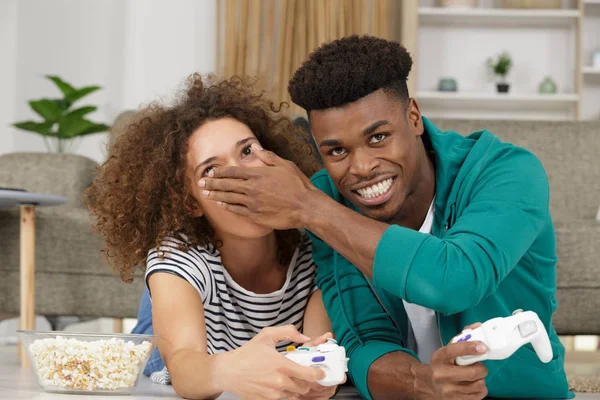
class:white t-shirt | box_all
[402,200,443,364]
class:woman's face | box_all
[187,117,271,240]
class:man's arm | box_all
[308,219,426,400]
[302,149,550,315]
[203,145,549,315]
[301,186,387,279]
[368,352,435,400]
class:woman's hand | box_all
[301,332,333,347]
[216,325,326,400]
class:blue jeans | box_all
[131,287,165,376]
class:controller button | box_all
[518,321,538,338]
[312,356,325,362]
[298,347,311,351]
[286,346,296,352]
[457,334,472,342]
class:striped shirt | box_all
[145,233,318,383]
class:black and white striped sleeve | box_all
[145,237,212,304]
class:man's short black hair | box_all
[288,35,413,112]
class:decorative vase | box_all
[496,83,510,93]
[539,77,557,94]
[440,0,478,8]
[438,77,458,92]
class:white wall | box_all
[581,5,600,120]
[418,26,575,95]
[0,0,18,155]
[121,0,217,110]
[2,0,217,164]
[12,0,125,163]
[415,0,595,121]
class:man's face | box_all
[310,89,425,222]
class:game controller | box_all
[451,309,553,366]
[284,338,348,386]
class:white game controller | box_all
[284,338,348,386]
[451,309,553,366]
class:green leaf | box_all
[66,106,97,119]
[65,86,101,104]
[29,99,63,122]
[13,121,54,136]
[53,98,71,111]
[57,117,95,138]
[79,123,110,136]
[46,75,76,97]
[58,117,108,138]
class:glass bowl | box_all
[18,330,158,395]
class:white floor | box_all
[1,344,599,399]
[0,345,364,399]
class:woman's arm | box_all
[148,272,225,399]
[149,273,325,400]
[302,289,333,340]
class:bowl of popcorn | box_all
[18,330,157,394]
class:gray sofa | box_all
[0,119,598,336]
[431,119,600,336]
[0,152,144,319]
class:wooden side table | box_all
[0,189,67,366]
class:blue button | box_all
[312,356,325,363]
[457,334,472,343]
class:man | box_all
[199,35,572,399]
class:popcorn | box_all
[28,336,152,391]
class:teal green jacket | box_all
[308,117,573,399]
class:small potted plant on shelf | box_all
[487,51,513,94]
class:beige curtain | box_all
[217,0,394,116]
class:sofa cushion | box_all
[431,119,600,222]
[0,152,99,209]
[553,220,600,335]
[555,220,600,287]
[0,207,122,276]
[0,271,144,318]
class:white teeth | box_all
[356,178,393,199]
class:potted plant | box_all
[13,76,110,152]
[487,51,513,93]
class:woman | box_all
[86,74,339,400]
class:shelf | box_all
[417,91,579,108]
[583,66,600,75]
[418,7,580,27]
[584,0,600,4]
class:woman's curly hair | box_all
[86,74,320,283]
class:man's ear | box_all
[407,98,424,137]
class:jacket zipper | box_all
[363,274,405,346]
[435,204,454,348]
